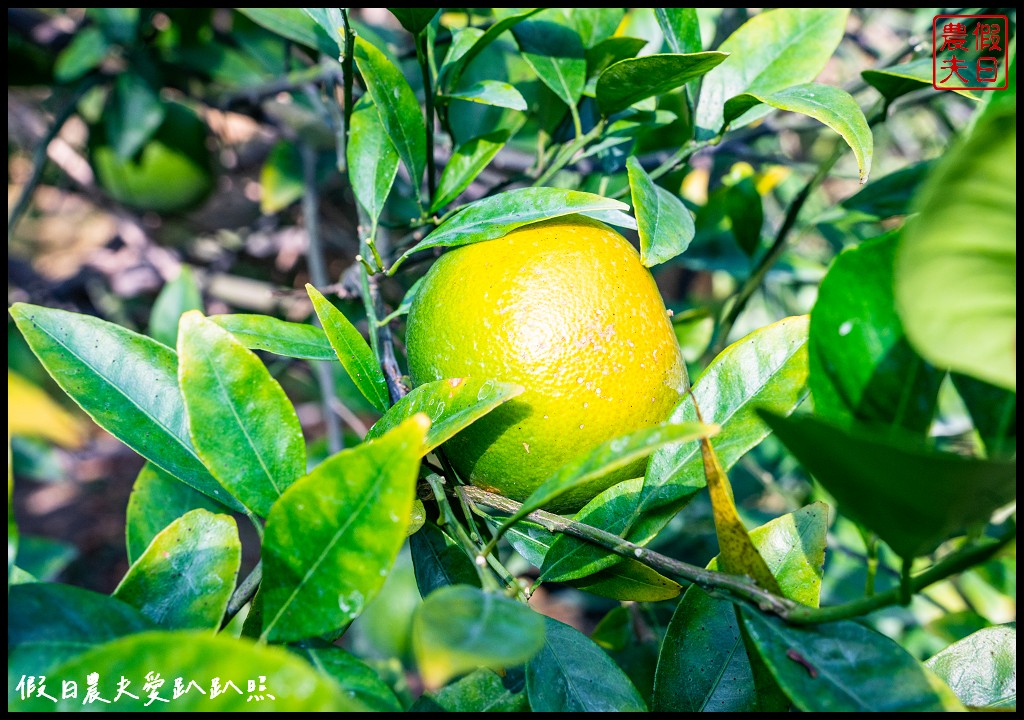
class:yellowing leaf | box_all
[7,370,84,448]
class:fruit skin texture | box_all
[406,217,687,511]
[90,101,214,214]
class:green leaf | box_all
[952,373,1016,458]
[210,314,333,360]
[414,668,528,712]
[591,606,631,651]
[695,8,849,134]
[307,284,390,412]
[643,315,809,512]
[809,232,941,434]
[87,8,139,44]
[585,36,648,78]
[653,504,828,711]
[14,536,76,582]
[724,84,873,182]
[895,105,1016,391]
[8,583,155,684]
[354,36,427,192]
[863,57,979,102]
[106,71,166,161]
[840,160,933,219]
[655,8,702,54]
[568,8,625,48]
[392,188,627,272]
[178,312,306,517]
[527,616,647,711]
[8,303,241,511]
[569,557,682,602]
[501,422,717,532]
[237,8,339,57]
[16,630,364,711]
[149,266,203,348]
[512,21,586,109]
[410,521,481,597]
[412,585,546,688]
[261,415,427,642]
[724,176,763,256]
[259,141,304,214]
[441,80,527,111]
[292,644,403,712]
[431,129,511,212]
[113,509,240,630]
[125,462,229,565]
[925,624,1016,709]
[741,610,964,711]
[389,8,438,36]
[439,9,543,91]
[347,96,400,232]
[597,52,728,116]
[301,7,345,54]
[367,376,523,454]
[702,436,781,593]
[627,155,695,266]
[54,27,109,82]
[763,412,1017,558]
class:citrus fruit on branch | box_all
[406,217,688,511]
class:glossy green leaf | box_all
[14,536,76,582]
[307,284,389,412]
[501,422,717,531]
[412,585,546,688]
[149,266,203,348]
[347,95,400,232]
[724,84,872,182]
[261,415,427,642]
[763,412,1017,558]
[106,71,165,161]
[742,610,964,711]
[414,668,528,712]
[441,80,527,111]
[8,583,155,686]
[568,8,624,48]
[293,644,403,712]
[439,9,542,91]
[125,462,229,565]
[925,624,1016,709]
[301,8,345,54]
[431,129,511,212]
[656,8,702,54]
[895,105,1016,391]
[627,155,695,266]
[178,312,305,517]
[724,176,763,256]
[863,57,978,102]
[354,36,426,191]
[389,8,438,36]
[8,303,241,511]
[210,314,333,360]
[392,188,628,271]
[16,631,363,711]
[54,27,109,82]
[378,275,427,326]
[527,616,647,712]
[410,521,482,598]
[570,557,682,602]
[643,315,810,511]
[259,141,304,214]
[810,233,941,434]
[841,160,933,219]
[513,21,586,109]
[695,8,849,134]
[652,504,827,712]
[952,373,1016,458]
[113,509,240,630]
[366,376,523,454]
[585,36,648,78]
[237,8,339,56]
[597,52,727,116]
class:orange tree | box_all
[7,8,1016,712]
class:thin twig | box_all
[417,31,437,202]
[223,561,262,627]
